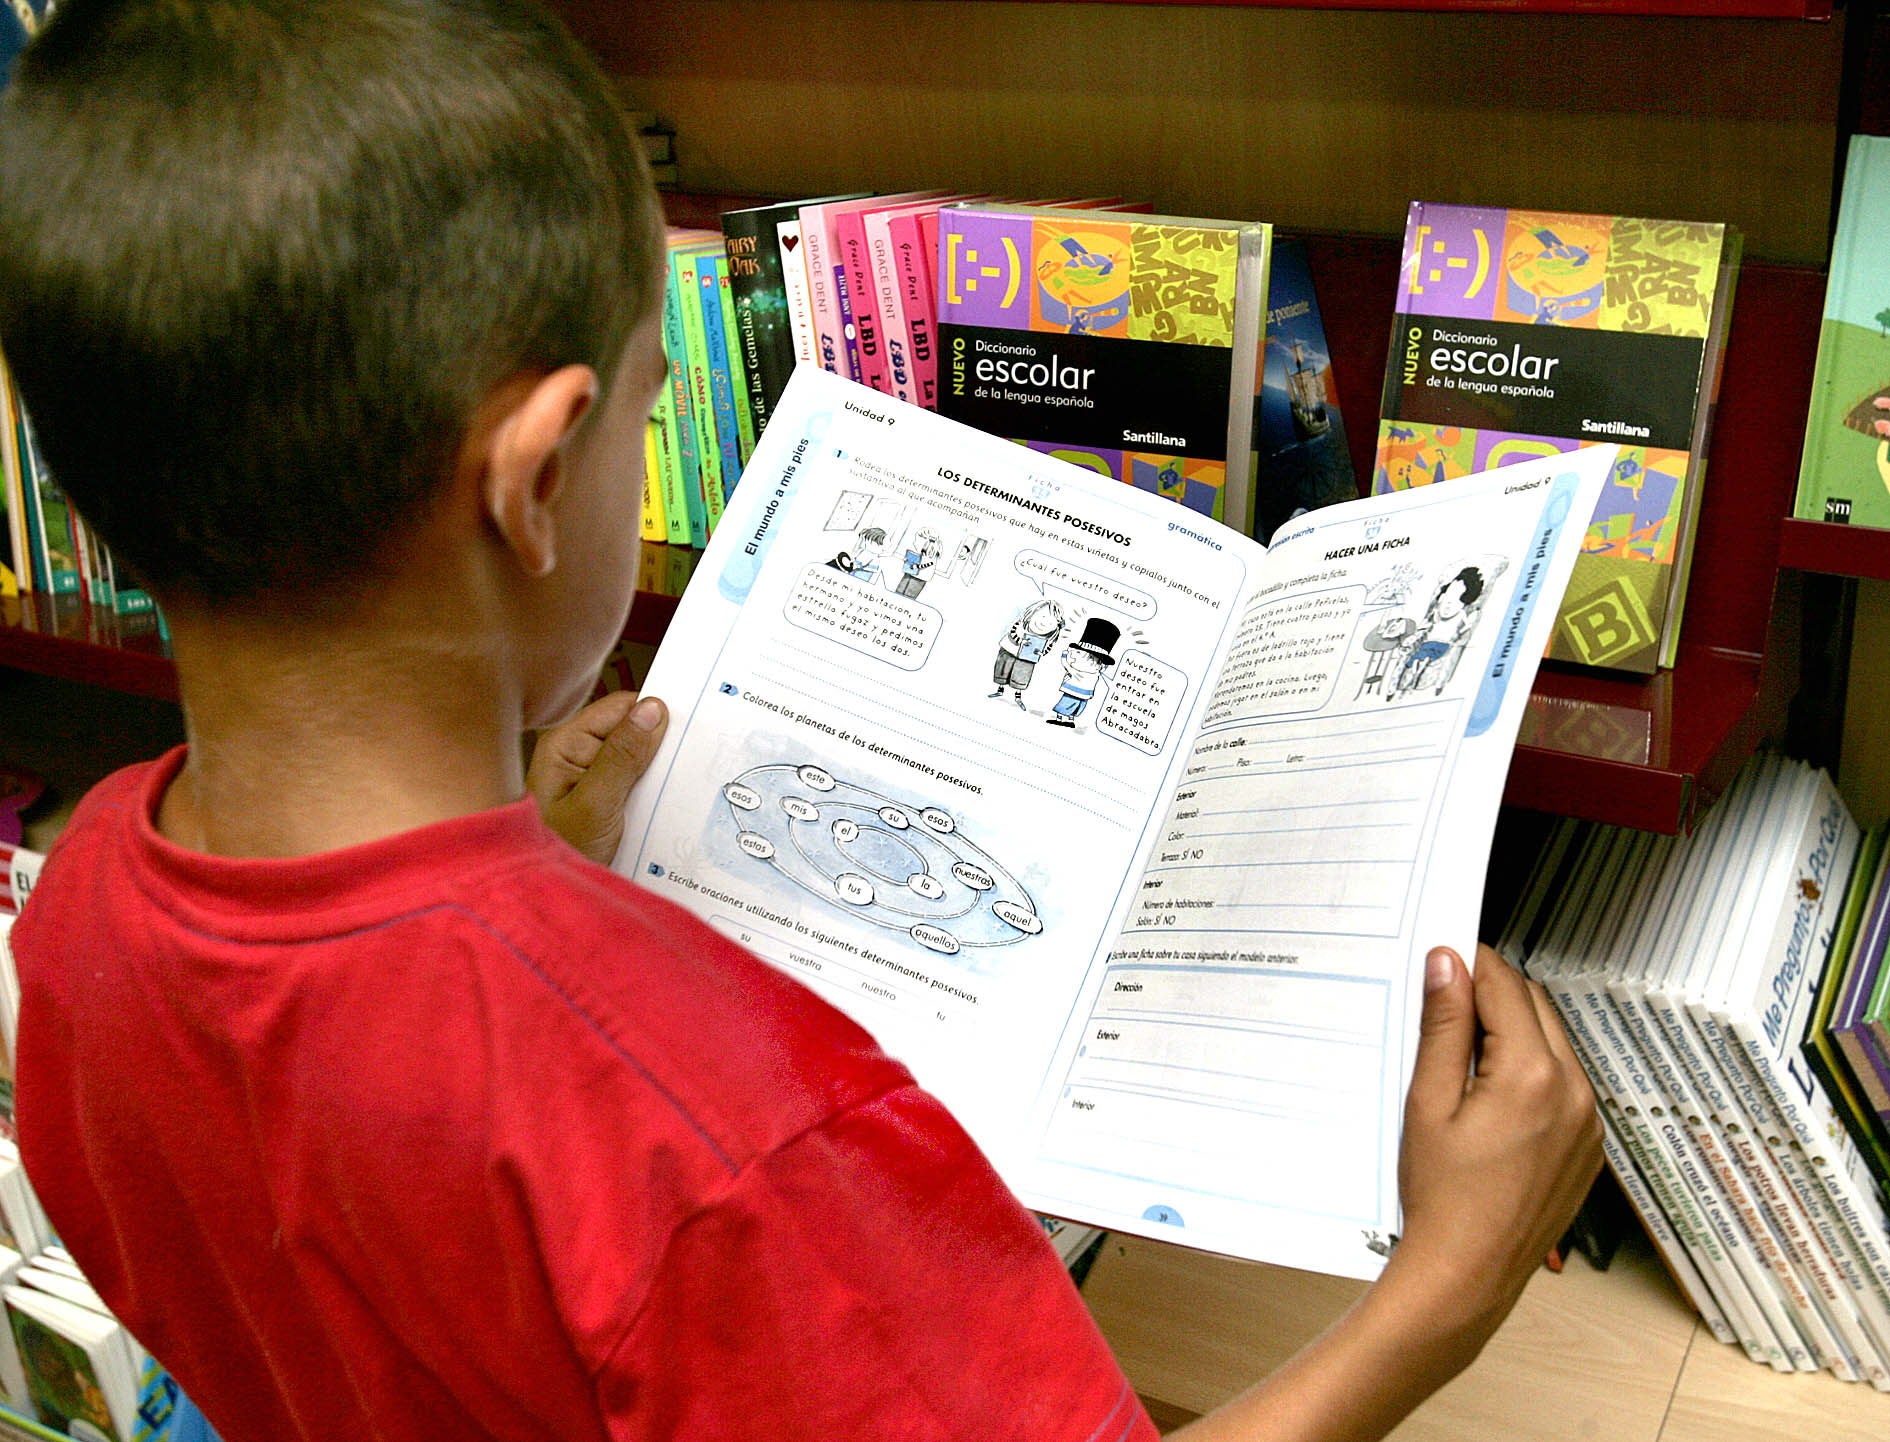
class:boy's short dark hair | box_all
[0,0,662,606]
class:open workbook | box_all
[616,365,1612,1279]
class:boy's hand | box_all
[527,692,668,866]
[1384,944,1603,1357]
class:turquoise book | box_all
[1794,134,1890,531]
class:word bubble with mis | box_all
[785,565,941,671]
[1097,650,1188,755]
[1015,549,1156,621]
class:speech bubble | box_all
[784,565,942,671]
[1096,649,1189,756]
[1014,549,1157,621]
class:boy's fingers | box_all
[566,697,668,812]
[1406,947,1476,1119]
[529,691,640,798]
[1465,944,1551,1054]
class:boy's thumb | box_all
[1407,947,1476,1115]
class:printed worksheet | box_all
[618,364,1611,1278]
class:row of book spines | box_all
[641,228,755,550]
[0,356,165,633]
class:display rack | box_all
[0,189,1827,835]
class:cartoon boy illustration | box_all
[1394,564,1495,698]
[990,598,1066,708]
[825,525,886,582]
[1047,616,1119,729]
[895,527,941,598]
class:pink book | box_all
[799,191,946,381]
[892,206,955,409]
[863,195,985,402]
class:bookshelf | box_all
[14,0,1841,835]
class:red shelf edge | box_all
[1777,517,1890,582]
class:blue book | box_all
[694,254,746,500]
[1251,235,1357,544]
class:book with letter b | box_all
[936,204,1270,536]
[614,365,1610,1279]
[1794,134,1890,532]
[1375,202,1738,674]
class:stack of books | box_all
[644,191,1359,550]
[1501,753,1890,1386]
[0,355,163,634]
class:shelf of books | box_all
[0,187,1827,838]
[1262,233,1823,836]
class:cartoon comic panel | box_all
[1348,556,1510,706]
[720,762,1043,959]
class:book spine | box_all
[14,414,44,596]
[659,258,708,548]
[721,208,786,443]
[695,255,746,501]
[777,217,818,369]
[834,208,877,387]
[1542,967,1776,1368]
[797,206,848,377]
[639,419,666,543]
[886,209,938,408]
[676,249,726,536]
[18,417,74,596]
[1723,1011,1890,1353]
[863,208,909,401]
[712,255,758,467]
[0,358,29,595]
[1601,1122,1738,1346]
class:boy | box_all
[0,4,1600,1441]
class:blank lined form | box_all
[1130,701,1458,940]
[1041,965,1392,1218]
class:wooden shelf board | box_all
[1778,517,1890,581]
[0,593,177,704]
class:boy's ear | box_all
[481,364,598,578]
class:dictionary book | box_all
[935,204,1271,536]
[615,364,1610,1280]
[1374,203,1738,674]
[1794,135,1890,532]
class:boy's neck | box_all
[156,606,526,859]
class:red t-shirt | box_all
[14,750,1156,1442]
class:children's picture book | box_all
[1252,235,1358,544]
[3,1283,138,1442]
[1794,134,1890,531]
[1506,755,1890,1385]
[613,364,1611,1279]
[935,204,1271,537]
[1374,202,1739,674]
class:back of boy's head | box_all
[0,0,662,608]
